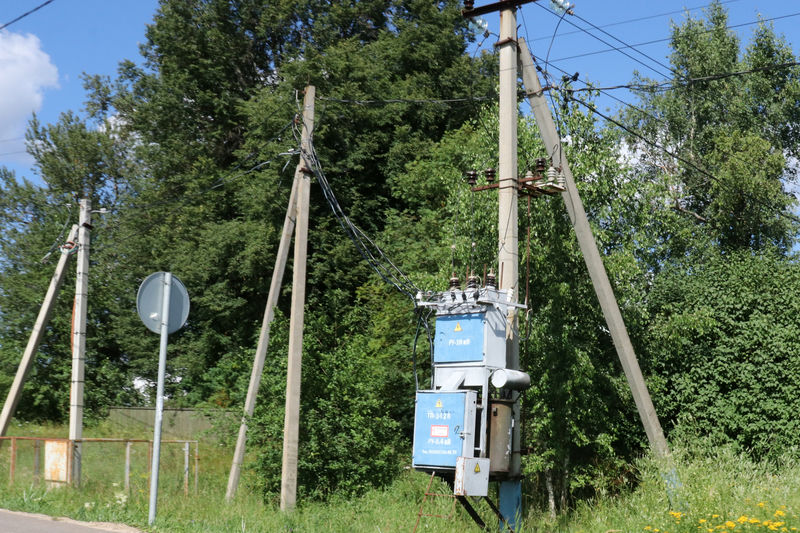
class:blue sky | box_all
[1,0,799,185]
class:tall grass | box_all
[1,422,799,532]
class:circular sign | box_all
[137,272,190,334]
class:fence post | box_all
[194,442,199,494]
[125,441,132,492]
[183,441,189,496]
[9,437,16,484]
[33,439,40,486]
[147,440,153,489]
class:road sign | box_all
[137,272,189,334]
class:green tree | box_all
[646,249,800,460]
[623,1,799,252]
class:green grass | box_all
[1,422,799,532]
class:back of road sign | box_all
[137,272,190,334]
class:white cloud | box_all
[0,30,58,164]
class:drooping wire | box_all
[567,93,800,225]
[303,137,420,301]
[40,204,73,263]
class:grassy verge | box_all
[1,422,799,532]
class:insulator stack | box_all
[485,270,497,289]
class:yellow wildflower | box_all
[737,516,748,524]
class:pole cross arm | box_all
[462,0,540,18]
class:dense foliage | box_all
[1,0,799,512]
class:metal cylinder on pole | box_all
[148,272,172,526]
[280,85,315,512]
[69,199,91,486]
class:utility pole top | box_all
[462,0,539,18]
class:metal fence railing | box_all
[0,436,199,494]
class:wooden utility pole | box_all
[69,198,91,485]
[226,174,300,501]
[0,225,79,437]
[517,37,670,458]
[280,86,315,511]
[496,6,524,528]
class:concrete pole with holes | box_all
[280,85,315,512]
[226,169,300,501]
[69,198,91,486]
[0,224,79,438]
[517,37,670,458]
[497,6,524,530]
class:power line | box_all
[526,0,740,43]
[560,61,800,94]
[567,94,800,226]
[549,11,800,64]
[569,10,678,79]
[534,1,671,79]
[532,53,671,129]
[317,96,491,106]
[0,0,57,31]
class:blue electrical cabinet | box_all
[434,313,485,363]
[412,390,477,469]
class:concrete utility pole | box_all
[496,6,524,528]
[69,198,91,485]
[226,173,300,501]
[517,37,670,458]
[280,86,315,511]
[0,224,79,437]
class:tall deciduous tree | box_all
[623,1,799,252]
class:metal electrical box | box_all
[434,313,485,363]
[454,457,490,496]
[412,390,477,469]
[427,288,511,369]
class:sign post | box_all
[137,272,189,526]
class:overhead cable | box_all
[549,11,800,64]
[526,0,740,43]
[534,1,671,79]
[567,94,800,226]
[0,0,57,31]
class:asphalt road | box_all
[0,509,142,533]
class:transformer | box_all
[412,278,529,490]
